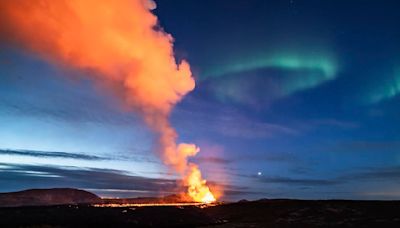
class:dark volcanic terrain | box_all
[0,189,400,227]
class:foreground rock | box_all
[204,199,400,227]
[1,189,399,227]
[0,204,219,227]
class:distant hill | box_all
[0,188,100,207]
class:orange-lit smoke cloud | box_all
[0,0,214,202]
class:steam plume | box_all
[0,0,215,202]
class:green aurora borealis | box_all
[201,49,339,105]
[366,68,400,104]
[200,48,400,106]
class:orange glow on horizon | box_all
[93,202,219,208]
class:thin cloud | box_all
[0,163,265,199]
[175,101,298,139]
[310,118,359,129]
[342,166,400,181]
[191,156,232,165]
[332,141,400,153]
[257,175,341,186]
[0,163,179,195]
[0,149,107,161]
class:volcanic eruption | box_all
[0,0,215,203]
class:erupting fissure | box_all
[0,0,215,203]
[186,164,216,203]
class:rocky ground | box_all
[1,199,400,227]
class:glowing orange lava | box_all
[92,202,217,208]
[185,164,216,203]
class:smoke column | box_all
[0,0,215,202]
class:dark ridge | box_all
[0,188,100,207]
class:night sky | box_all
[1,0,400,200]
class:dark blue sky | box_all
[1,0,400,200]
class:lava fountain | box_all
[0,0,216,203]
[186,164,216,203]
